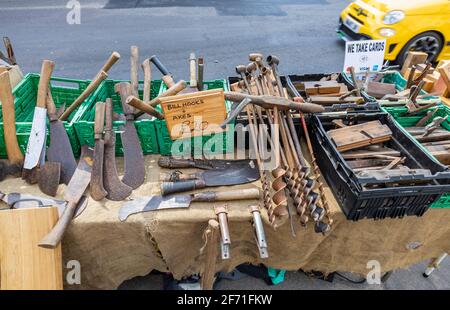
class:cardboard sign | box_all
[344,39,386,73]
[159,89,227,140]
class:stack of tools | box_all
[118,156,268,260]
[310,112,450,221]
[224,53,331,234]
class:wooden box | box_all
[159,89,227,140]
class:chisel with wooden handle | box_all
[0,71,23,164]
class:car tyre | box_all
[396,31,443,65]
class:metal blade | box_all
[0,193,86,218]
[47,120,77,184]
[220,98,251,129]
[38,162,61,197]
[202,160,259,186]
[119,194,192,221]
[65,145,93,203]
[23,107,47,170]
[121,120,145,189]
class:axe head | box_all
[37,162,61,197]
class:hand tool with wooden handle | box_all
[0,71,23,164]
[200,219,220,290]
[126,95,164,119]
[90,102,107,201]
[145,80,187,107]
[0,207,63,289]
[37,160,60,197]
[23,60,54,171]
[215,205,230,260]
[189,53,197,88]
[197,56,204,91]
[141,58,151,102]
[46,88,77,184]
[130,46,139,98]
[119,187,260,221]
[103,98,133,201]
[149,55,175,87]
[224,91,325,113]
[158,156,251,170]
[3,37,16,65]
[115,83,145,189]
[38,145,94,249]
[59,70,108,121]
[161,161,260,196]
[349,66,361,97]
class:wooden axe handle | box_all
[141,59,151,102]
[100,51,120,74]
[37,60,55,109]
[60,70,107,120]
[130,46,139,97]
[38,201,77,249]
[193,188,261,202]
[0,72,23,164]
[148,80,186,107]
[126,95,164,119]
[103,98,113,144]
[189,53,197,88]
[94,102,106,139]
[162,75,175,88]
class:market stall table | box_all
[1,155,449,290]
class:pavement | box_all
[1,0,449,290]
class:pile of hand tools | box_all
[225,53,332,234]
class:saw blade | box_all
[119,194,192,222]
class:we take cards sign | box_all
[343,39,386,73]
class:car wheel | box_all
[396,31,443,65]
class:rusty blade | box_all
[38,162,61,197]
[65,145,93,203]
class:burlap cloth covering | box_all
[1,155,450,289]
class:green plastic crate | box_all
[75,79,163,156]
[382,104,450,208]
[0,73,93,158]
[155,80,235,156]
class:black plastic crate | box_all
[284,74,380,112]
[310,112,450,221]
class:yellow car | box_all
[337,0,450,64]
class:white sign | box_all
[343,39,386,74]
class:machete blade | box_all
[38,162,61,197]
[47,120,77,184]
[120,120,145,189]
[65,145,93,203]
[202,160,259,186]
[23,107,47,170]
[119,194,192,222]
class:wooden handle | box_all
[200,219,219,290]
[193,188,261,202]
[197,57,204,91]
[103,98,113,143]
[141,58,151,102]
[126,95,164,119]
[100,51,120,73]
[0,71,23,164]
[94,102,106,138]
[148,80,186,107]
[60,70,108,120]
[159,172,197,182]
[114,82,133,115]
[162,75,175,88]
[157,156,196,168]
[160,180,205,196]
[149,55,171,76]
[130,46,139,98]
[189,53,197,88]
[37,60,55,108]
[46,88,57,117]
[38,201,77,249]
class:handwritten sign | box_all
[159,89,227,140]
[344,39,386,73]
